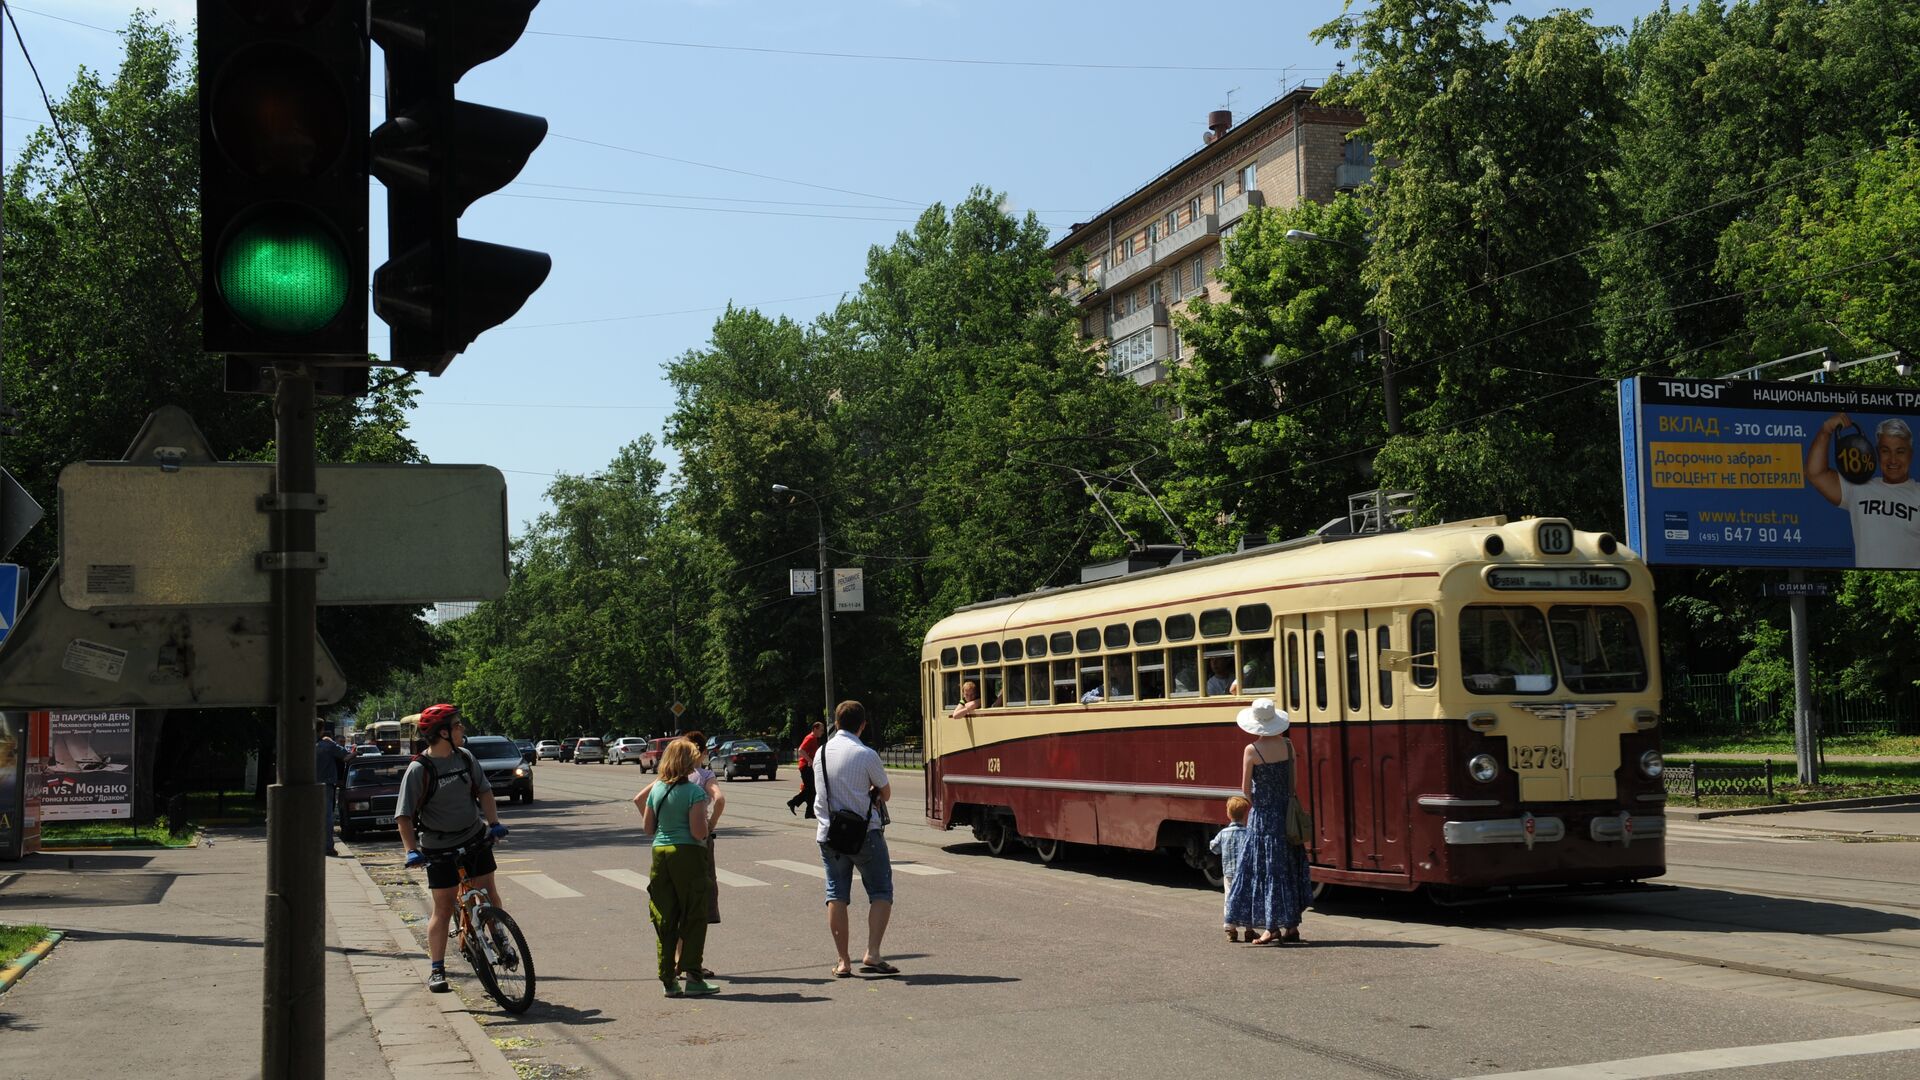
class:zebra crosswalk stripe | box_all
[594,869,650,891]
[758,859,826,879]
[714,868,769,887]
[892,862,953,876]
[507,872,584,899]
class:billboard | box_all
[42,708,135,820]
[1620,376,1920,569]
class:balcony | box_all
[1109,301,1167,342]
[1218,188,1265,229]
[1105,247,1155,291]
[1065,267,1104,305]
[1157,212,1218,262]
[1107,325,1174,386]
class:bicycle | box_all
[425,834,536,1014]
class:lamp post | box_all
[772,484,835,725]
[1285,228,1399,437]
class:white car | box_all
[607,737,650,764]
[535,740,563,761]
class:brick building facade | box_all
[1051,88,1368,387]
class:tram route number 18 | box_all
[1509,744,1565,770]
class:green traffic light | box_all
[216,214,350,335]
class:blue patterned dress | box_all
[1225,750,1313,931]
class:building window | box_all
[1345,137,1374,166]
[1165,210,1179,235]
[1121,237,1134,260]
[1189,196,1203,221]
[1213,180,1226,208]
[1190,255,1206,293]
[1241,162,1258,193]
[1146,222,1158,244]
[1171,327,1182,360]
[1147,281,1161,307]
[1109,328,1155,374]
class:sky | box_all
[6,0,1660,536]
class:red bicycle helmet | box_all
[419,703,459,741]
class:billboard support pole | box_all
[1787,569,1818,785]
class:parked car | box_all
[536,740,562,761]
[339,754,410,839]
[710,739,778,781]
[572,737,607,764]
[464,735,534,803]
[514,739,538,766]
[559,738,579,762]
[608,737,650,764]
[638,737,675,773]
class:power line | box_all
[547,132,922,206]
[500,289,849,330]
[7,4,114,34]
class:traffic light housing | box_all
[370,0,551,375]
[199,0,369,358]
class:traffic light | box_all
[199,0,369,358]
[370,0,552,375]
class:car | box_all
[514,739,538,766]
[572,737,607,764]
[637,737,675,773]
[607,737,650,764]
[535,740,562,761]
[463,735,534,804]
[559,738,579,762]
[709,739,778,781]
[339,754,410,840]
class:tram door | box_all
[923,662,943,823]
[1333,609,1408,876]
[1302,614,1345,864]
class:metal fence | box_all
[1662,761,1776,802]
[1663,673,1920,738]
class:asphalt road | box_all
[358,760,1920,1080]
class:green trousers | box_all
[648,844,712,981]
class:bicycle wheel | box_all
[469,906,535,1014]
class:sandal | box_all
[832,963,854,978]
[1248,932,1280,946]
[860,959,901,976]
[1280,928,1303,944]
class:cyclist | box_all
[395,703,512,993]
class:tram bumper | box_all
[1443,814,1566,847]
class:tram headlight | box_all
[1639,750,1664,779]
[1467,753,1500,783]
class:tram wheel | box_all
[983,818,1015,857]
[1198,851,1224,890]
[1032,836,1069,865]
[1308,879,1329,908]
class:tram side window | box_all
[983,641,1001,663]
[1052,659,1077,704]
[1031,661,1052,705]
[1313,632,1328,710]
[1106,654,1134,700]
[983,668,1004,708]
[1344,631,1362,712]
[1460,605,1555,694]
[1238,637,1276,693]
[1079,657,1104,701]
[1411,610,1437,688]
[942,672,962,710]
[1285,631,1302,711]
[961,644,979,665]
[1004,663,1027,707]
[1376,625,1394,708]
[1169,646,1200,696]
[1137,649,1167,699]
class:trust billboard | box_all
[1619,376,1920,569]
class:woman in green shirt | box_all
[635,739,721,997]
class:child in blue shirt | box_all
[1209,795,1252,942]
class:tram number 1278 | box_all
[1510,745,1566,770]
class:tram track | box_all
[1485,926,1920,1002]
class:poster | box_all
[0,712,24,858]
[1619,376,1920,569]
[42,708,135,821]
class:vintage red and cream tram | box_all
[918,517,1667,899]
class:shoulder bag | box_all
[820,738,878,856]
[1284,756,1314,848]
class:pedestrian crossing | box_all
[501,857,959,899]
[1664,821,1819,846]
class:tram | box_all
[918,517,1667,899]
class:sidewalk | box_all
[0,828,514,1079]
[1668,795,1920,838]
[1675,751,1920,763]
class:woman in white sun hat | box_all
[1223,698,1312,945]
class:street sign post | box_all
[1761,581,1831,598]
[0,563,23,647]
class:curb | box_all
[39,839,172,851]
[0,930,66,995]
[1667,791,1920,822]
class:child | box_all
[1209,796,1252,942]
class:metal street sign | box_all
[0,563,347,708]
[1761,581,1831,598]
[833,567,864,612]
[0,467,44,559]
[0,563,23,646]
[670,701,686,718]
[59,461,509,608]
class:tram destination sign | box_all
[1618,376,1920,570]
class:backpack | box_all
[409,747,479,822]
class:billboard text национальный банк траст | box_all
[1619,376,1920,569]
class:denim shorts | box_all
[818,829,893,905]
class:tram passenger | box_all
[950,680,982,720]
[1225,699,1311,945]
[1210,796,1252,943]
[1206,656,1240,696]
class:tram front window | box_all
[1548,605,1649,693]
[1460,605,1555,694]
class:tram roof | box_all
[927,516,1622,645]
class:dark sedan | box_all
[710,739,778,781]
[339,755,410,840]
[465,735,534,804]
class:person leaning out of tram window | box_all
[950,680,982,720]
[1225,699,1312,946]
[636,738,723,998]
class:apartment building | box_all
[1052,88,1368,387]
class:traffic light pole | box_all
[263,363,327,1079]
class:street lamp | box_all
[1285,228,1399,437]
[772,483,835,726]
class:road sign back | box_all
[1,468,44,559]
